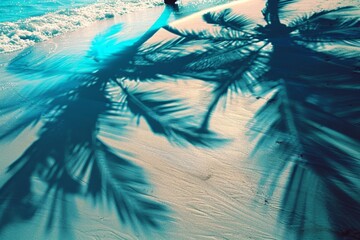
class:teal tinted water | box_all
[0,0,168,53]
[0,0,98,22]
[0,0,233,53]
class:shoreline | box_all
[0,0,234,54]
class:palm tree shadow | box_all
[0,77,172,234]
[122,1,360,238]
[249,41,360,238]
[0,5,217,238]
[1,1,359,239]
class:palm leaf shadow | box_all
[0,80,168,234]
[127,1,360,238]
[1,1,359,239]
[0,5,215,237]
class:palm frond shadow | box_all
[0,81,168,234]
[127,2,360,238]
[0,5,225,237]
[1,1,359,238]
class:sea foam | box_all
[0,0,163,54]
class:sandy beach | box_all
[0,0,359,239]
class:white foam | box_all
[0,0,163,54]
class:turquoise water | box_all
[0,0,232,53]
[0,0,167,53]
[0,0,98,22]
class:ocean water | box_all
[0,0,100,22]
[0,0,166,53]
[0,0,233,53]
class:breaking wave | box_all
[0,0,163,53]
